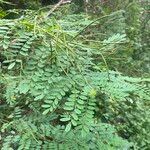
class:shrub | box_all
[0,1,150,149]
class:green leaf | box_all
[74,109,81,114]
[21,48,28,51]
[42,104,50,108]
[71,119,78,126]
[83,126,89,133]
[64,106,74,111]
[54,99,58,105]
[65,123,71,132]
[42,109,50,115]
[8,62,16,70]
[49,107,53,112]
[34,94,44,101]
[3,60,14,63]
[18,83,30,94]
[77,99,84,104]
[44,100,53,104]
[79,95,87,100]
[76,104,84,109]
[63,87,69,92]
[65,101,74,106]
[56,94,62,100]
[87,106,95,110]
[23,44,30,49]
[48,79,52,84]
[60,90,65,96]
[3,43,9,50]
[60,117,70,122]
[81,128,88,137]
[0,27,9,30]
[16,59,22,63]
[71,113,78,120]
[20,51,28,56]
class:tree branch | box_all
[44,0,72,19]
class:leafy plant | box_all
[0,1,150,149]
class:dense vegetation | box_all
[0,0,149,149]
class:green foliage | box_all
[1,118,131,150]
[0,1,150,149]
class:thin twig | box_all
[43,0,72,19]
